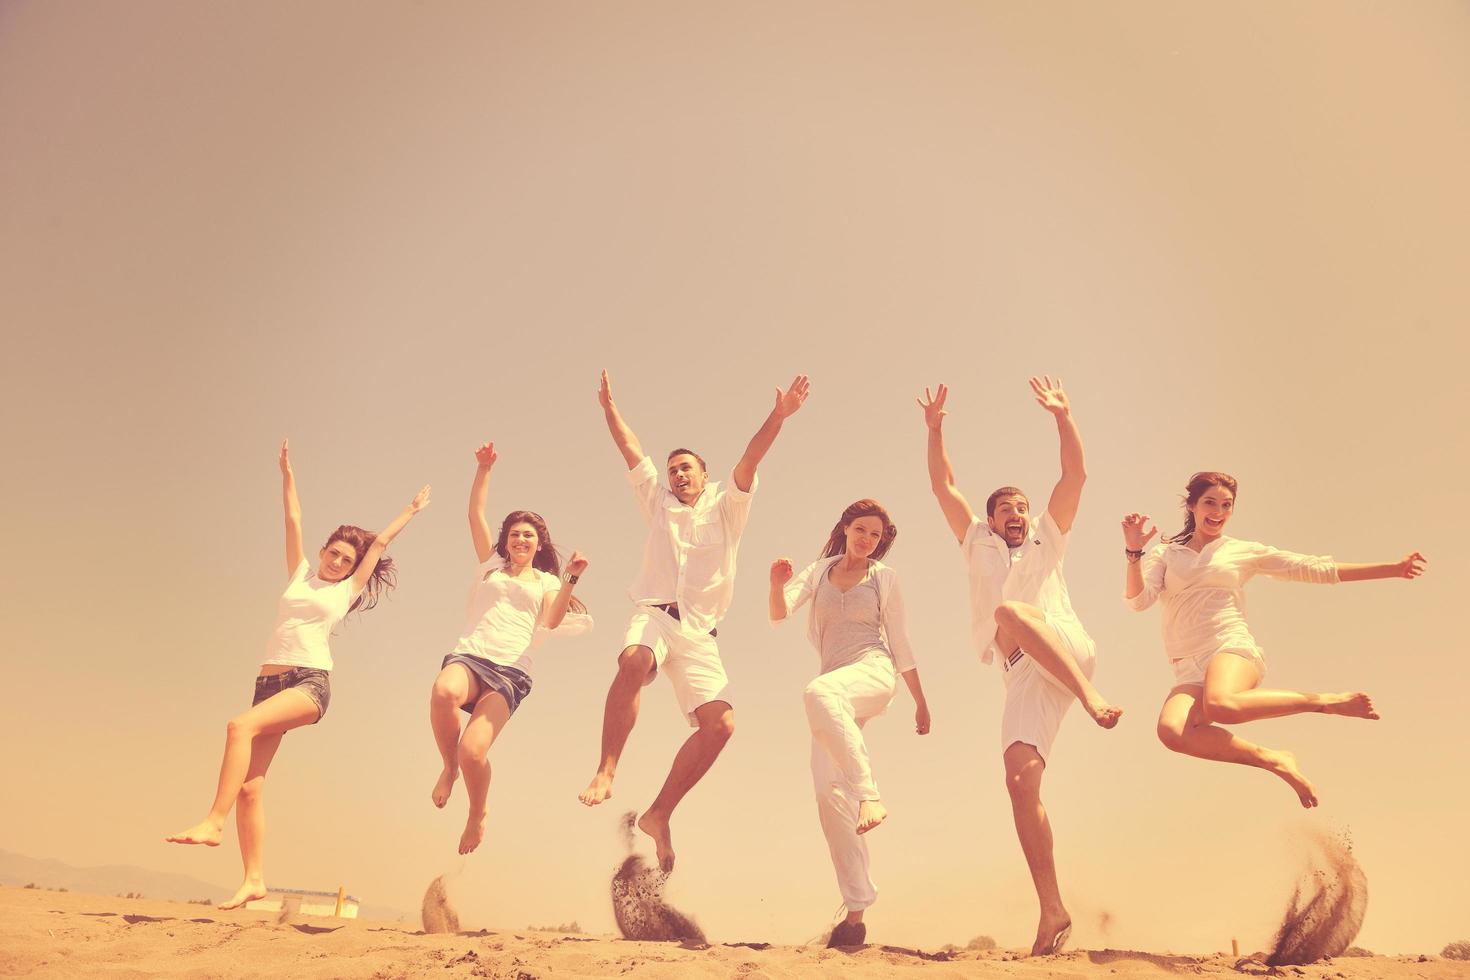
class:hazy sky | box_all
[2,0,1467,955]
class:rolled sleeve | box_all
[627,456,662,524]
[719,469,758,535]
[1124,548,1164,611]
[1252,544,1339,585]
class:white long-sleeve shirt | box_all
[1125,535,1338,662]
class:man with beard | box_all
[579,369,810,875]
[918,376,1121,957]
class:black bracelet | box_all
[565,573,579,585]
[1124,548,1144,559]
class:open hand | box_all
[279,438,292,474]
[598,370,614,410]
[1121,513,1157,550]
[773,375,810,418]
[917,384,948,430]
[1029,375,1070,416]
[1397,551,1427,579]
[770,557,794,586]
[473,441,498,468]
[566,551,589,577]
[409,485,432,513]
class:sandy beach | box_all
[3,886,1465,980]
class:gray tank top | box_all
[813,567,890,674]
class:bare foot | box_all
[1319,692,1379,720]
[459,807,487,855]
[165,820,223,847]
[637,810,675,873]
[856,800,887,835]
[1084,696,1123,730]
[1265,750,1319,808]
[1031,912,1072,956]
[579,771,614,807]
[218,879,268,910]
[431,767,457,809]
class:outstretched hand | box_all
[773,375,811,418]
[279,438,292,474]
[1029,375,1070,416]
[566,551,590,577]
[1396,551,1427,579]
[1121,513,1157,550]
[770,557,794,586]
[473,441,498,468]
[917,384,948,430]
[598,370,614,410]
[409,485,433,514]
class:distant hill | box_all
[0,849,408,921]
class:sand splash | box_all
[421,874,461,934]
[609,811,707,943]
[1266,826,1367,966]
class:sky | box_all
[2,0,1468,956]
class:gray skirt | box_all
[441,654,533,716]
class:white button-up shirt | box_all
[625,456,757,635]
[1125,536,1337,663]
[962,511,1082,665]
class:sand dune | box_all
[3,886,1465,979]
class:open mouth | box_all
[1203,517,1224,530]
[1006,522,1025,535]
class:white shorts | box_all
[999,614,1096,764]
[1169,646,1266,687]
[623,605,729,726]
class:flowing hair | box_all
[1166,471,1239,545]
[496,510,588,613]
[819,498,898,562]
[324,525,396,618]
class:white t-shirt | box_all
[452,554,564,677]
[1125,535,1338,662]
[262,559,358,671]
[962,511,1084,665]
[624,456,757,635]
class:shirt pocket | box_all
[692,516,726,548]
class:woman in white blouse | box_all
[770,499,930,948]
[1122,471,1425,807]
[168,440,430,910]
[428,442,590,854]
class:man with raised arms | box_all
[919,377,1121,957]
[579,369,810,874]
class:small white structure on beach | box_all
[243,887,359,918]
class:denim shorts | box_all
[440,655,533,716]
[253,667,332,722]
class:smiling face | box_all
[667,453,708,505]
[502,521,541,566]
[843,515,887,560]
[1188,484,1235,541]
[987,493,1031,548]
[317,539,359,582]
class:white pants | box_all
[804,650,897,912]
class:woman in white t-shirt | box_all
[428,441,591,855]
[769,499,930,949]
[167,440,430,910]
[1122,471,1426,807]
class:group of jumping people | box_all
[165,371,1426,955]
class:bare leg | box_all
[429,663,478,808]
[638,699,735,874]
[995,602,1121,729]
[219,732,284,910]
[457,691,511,855]
[1003,742,1072,956]
[1158,684,1318,808]
[579,645,654,806]
[167,689,319,846]
[1202,652,1378,725]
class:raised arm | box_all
[542,552,590,630]
[733,374,810,492]
[1121,512,1160,606]
[467,442,497,563]
[1335,552,1426,582]
[599,370,645,470]
[919,385,977,544]
[768,558,794,621]
[1032,376,1086,533]
[350,485,432,594]
[279,439,305,577]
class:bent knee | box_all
[431,678,467,706]
[226,716,255,740]
[994,601,1034,628]
[1200,695,1239,725]
[1156,722,1187,752]
[616,646,655,681]
[458,740,490,767]
[702,712,736,742]
[238,778,265,804]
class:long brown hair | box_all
[1167,472,1239,545]
[324,525,396,618]
[496,510,588,612]
[819,499,898,562]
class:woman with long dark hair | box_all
[167,440,430,910]
[1123,471,1425,807]
[428,441,591,854]
[769,499,930,948]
